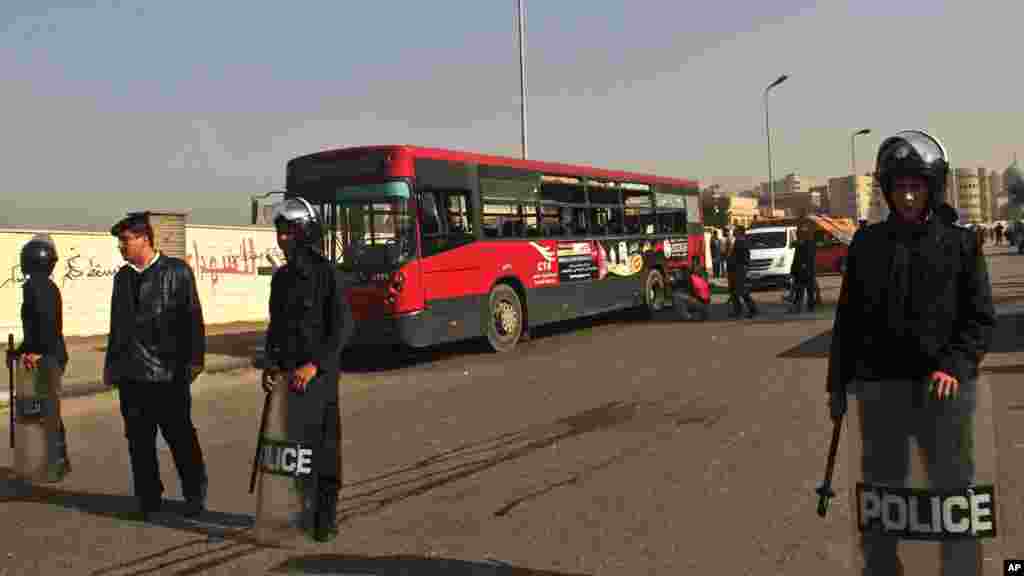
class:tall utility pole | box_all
[516,0,528,160]
[764,75,789,214]
[851,128,871,221]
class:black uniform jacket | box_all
[828,216,996,392]
[265,249,352,376]
[790,239,817,282]
[18,276,69,371]
[729,237,751,278]
[105,254,205,384]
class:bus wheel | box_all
[644,268,666,315]
[486,284,522,353]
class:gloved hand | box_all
[261,367,280,394]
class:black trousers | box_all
[729,274,757,315]
[118,379,207,509]
[791,275,817,311]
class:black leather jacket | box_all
[265,249,351,376]
[17,276,69,371]
[828,217,996,391]
[105,254,205,384]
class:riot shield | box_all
[846,377,1004,575]
[13,355,70,483]
[252,371,341,543]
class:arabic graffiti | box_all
[187,238,284,285]
[61,253,121,288]
[0,264,26,290]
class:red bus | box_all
[278,145,704,352]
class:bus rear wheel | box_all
[485,284,523,353]
[644,268,666,316]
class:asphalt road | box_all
[1,246,1022,575]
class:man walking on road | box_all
[104,212,208,521]
[727,226,758,318]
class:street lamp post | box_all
[851,128,871,221]
[516,0,528,160]
[764,74,789,214]
[851,128,871,177]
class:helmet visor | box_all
[879,130,946,167]
[271,197,319,227]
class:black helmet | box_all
[272,197,322,247]
[875,130,949,215]
[20,234,58,278]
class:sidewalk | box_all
[2,321,268,403]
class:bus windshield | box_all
[327,182,415,271]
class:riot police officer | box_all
[828,130,997,574]
[261,197,352,542]
[16,234,71,476]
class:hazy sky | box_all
[2,0,1021,227]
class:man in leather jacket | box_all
[104,213,207,520]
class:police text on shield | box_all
[857,483,996,540]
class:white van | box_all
[744,226,797,289]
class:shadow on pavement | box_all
[270,554,592,575]
[777,313,1024,360]
[0,466,270,545]
[0,467,292,576]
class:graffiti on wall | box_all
[1,226,282,338]
[186,238,285,286]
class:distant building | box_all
[956,168,982,223]
[976,168,990,222]
[758,172,804,209]
[808,184,829,214]
[869,174,889,223]
[990,171,1005,220]
[828,175,873,220]
[728,197,759,228]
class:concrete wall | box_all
[0,225,282,342]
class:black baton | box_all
[249,389,274,494]
[815,415,843,517]
[7,334,14,450]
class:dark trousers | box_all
[712,257,722,278]
[729,274,757,316]
[118,379,207,510]
[791,275,817,311]
[856,379,980,576]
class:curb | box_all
[0,356,256,404]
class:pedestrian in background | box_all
[104,212,207,521]
[727,226,758,318]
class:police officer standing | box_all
[727,226,758,318]
[788,224,817,313]
[261,198,352,542]
[104,213,208,520]
[16,234,71,475]
[827,131,996,574]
